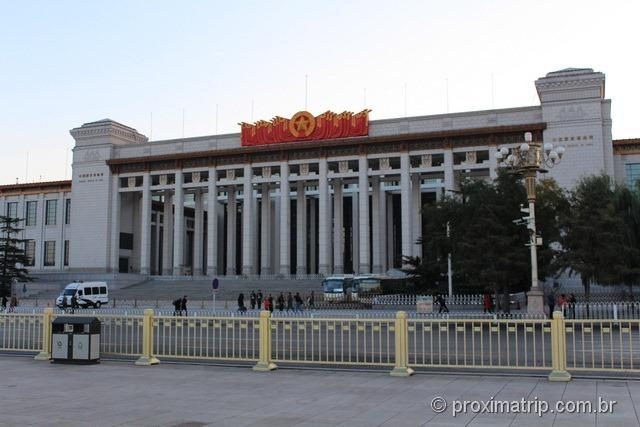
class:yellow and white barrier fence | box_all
[4,309,640,380]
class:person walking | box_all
[237,293,246,312]
[294,292,303,314]
[559,294,568,317]
[267,294,274,313]
[263,295,271,312]
[483,292,493,314]
[435,294,449,314]
[308,291,315,310]
[172,297,181,316]
[8,295,18,313]
[286,292,293,314]
[181,295,188,317]
[256,290,263,310]
[250,291,256,310]
[277,293,285,312]
[69,294,77,313]
[546,292,556,317]
[568,293,577,319]
[1,295,7,312]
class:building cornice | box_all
[0,180,72,196]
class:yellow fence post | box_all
[253,310,277,371]
[548,310,571,381]
[135,309,160,366]
[34,308,53,361]
[390,311,414,377]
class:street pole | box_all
[446,221,453,297]
[524,167,544,314]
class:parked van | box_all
[56,282,109,309]
[322,276,354,301]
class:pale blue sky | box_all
[1,0,637,184]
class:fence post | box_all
[253,310,277,372]
[390,311,414,377]
[548,311,571,382]
[135,309,160,366]
[34,308,53,361]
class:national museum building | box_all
[1,68,638,278]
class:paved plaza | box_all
[1,356,639,426]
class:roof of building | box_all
[0,180,72,196]
[613,138,640,146]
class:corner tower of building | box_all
[536,68,613,188]
[69,119,148,272]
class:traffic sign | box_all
[212,278,219,291]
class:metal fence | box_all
[4,309,640,379]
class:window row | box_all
[23,240,69,267]
[4,199,71,226]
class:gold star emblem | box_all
[289,111,316,137]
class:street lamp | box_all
[495,132,565,314]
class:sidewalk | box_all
[1,356,638,426]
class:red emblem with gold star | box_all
[239,109,371,146]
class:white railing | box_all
[372,294,484,306]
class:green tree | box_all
[0,216,32,297]
[560,175,629,301]
[404,170,567,308]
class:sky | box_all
[0,0,638,185]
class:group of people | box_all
[172,295,189,316]
[547,292,577,318]
[237,290,315,313]
[0,295,18,312]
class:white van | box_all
[56,282,109,309]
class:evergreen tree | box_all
[560,175,629,301]
[0,215,32,297]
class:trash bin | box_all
[51,317,100,364]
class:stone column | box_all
[226,188,237,275]
[260,184,271,276]
[162,191,173,275]
[173,172,184,275]
[140,173,151,275]
[296,180,307,276]
[332,179,344,274]
[358,156,370,274]
[273,195,280,273]
[351,190,359,273]
[400,152,412,264]
[411,174,422,257]
[110,175,121,273]
[444,149,454,192]
[318,158,330,275]
[309,198,317,274]
[242,164,254,276]
[371,176,382,274]
[193,190,204,276]
[279,162,290,276]
[386,192,394,269]
[378,181,387,273]
[489,146,498,179]
[206,168,218,276]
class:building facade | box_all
[1,68,637,277]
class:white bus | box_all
[56,282,109,309]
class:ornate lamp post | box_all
[495,132,565,314]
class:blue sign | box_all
[212,278,219,291]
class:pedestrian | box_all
[1,295,7,312]
[250,291,256,310]
[308,291,315,310]
[286,292,293,313]
[181,295,188,317]
[483,292,493,314]
[559,294,568,317]
[267,294,274,313]
[172,297,181,316]
[294,292,303,314]
[263,295,271,312]
[256,290,263,309]
[277,293,285,311]
[546,292,555,317]
[70,294,77,312]
[237,293,246,312]
[436,294,449,313]
[568,293,577,319]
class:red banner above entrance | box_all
[239,109,371,146]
